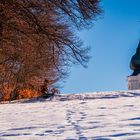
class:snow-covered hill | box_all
[0,90,140,140]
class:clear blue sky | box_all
[62,0,140,93]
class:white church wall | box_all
[128,74,140,90]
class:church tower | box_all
[128,41,140,90]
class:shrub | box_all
[0,86,40,102]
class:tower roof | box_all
[130,40,140,76]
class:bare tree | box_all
[0,0,102,101]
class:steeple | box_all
[130,40,140,76]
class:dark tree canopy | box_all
[0,0,102,101]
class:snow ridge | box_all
[1,90,140,104]
[19,90,140,103]
[51,90,140,101]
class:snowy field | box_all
[1,90,140,140]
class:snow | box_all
[0,90,140,140]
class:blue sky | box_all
[62,0,140,93]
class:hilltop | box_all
[0,90,140,140]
